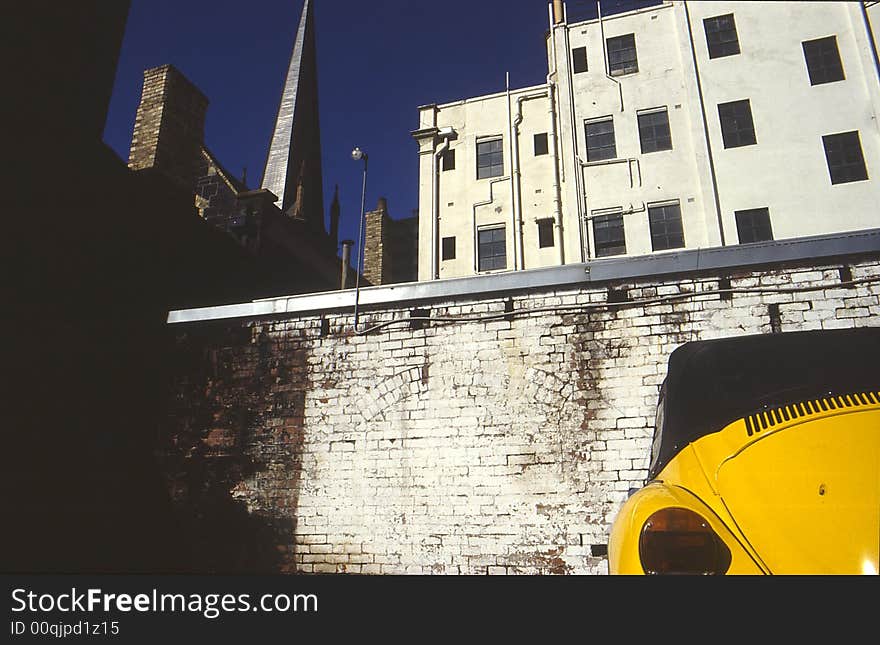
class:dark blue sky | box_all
[103,0,646,255]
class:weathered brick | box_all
[160,257,880,577]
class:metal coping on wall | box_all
[166,228,880,324]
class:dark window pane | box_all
[638,109,673,153]
[441,236,456,260]
[718,99,756,148]
[585,118,617,161]
[823,131,868,184]
[478,227,506,270]
[803,36,845,85]
[572,46,588,73]
[735,208,773,244]
[476,139,503,179]
[441,148,455,171]
[593,214,626,257]
[704,14,740,59]
[648,203,685,251]
[534,132,549,156]
[537,219,554,248]
[607,34,638,75]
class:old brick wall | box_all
[159,256,880,574]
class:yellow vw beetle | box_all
[608,327,880,575]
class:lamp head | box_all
[351,147,366,161]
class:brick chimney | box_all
[363,197,392,285]
[128,64,208,194]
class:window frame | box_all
[703,13,740,59]
[734,207,773,244]
[717,99,757,149]
[534,132,549,156]
[537,218,555,248]
[476,137,504,180]
[572,46,588,73]
[585,117,617,162]
[606,33,638,76]
[477,225,507,271]
[648,201,685,252]
[822,130,868,185]
[637,107,673,154]
[441,148,455,171]
[593,212,627,258]
[441,236,456,260]
[802,35,845,86]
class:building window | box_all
[718,99,756,148]
[735,208,773,244]
[441,148,455,171]
[572,46,588,73]
[585,117,617,162]
[803,36,845,86]
[537,219,554,248]
[703,14,740,59]
[478,226,506,271]
[822,131,868,184]
[593,213,626,257]
[648,202,685,251]
[534,132,549,156]
[607,34,638,76]
[441,236,456,260]
[476,138,503,179]
[638,108,672,153]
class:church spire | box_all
[260,0,324,230]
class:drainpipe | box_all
[560,3,587,260]
[505,72,520,270]
[431,127,455,279]
[548,2,565,265]
[513,91,548,271]
[683,1,725,246]
[598,0,625,112]
[861,2,880,85]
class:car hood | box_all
[710,407,880,574]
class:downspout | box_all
[598,1,625,112]
[861,2,880,85]
[513,91,549,271]
[683,1,725,246]
[431,130,453,279]
[548,2,565,265]
[505,72,520,270]
[561,3,588,260]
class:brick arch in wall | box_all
[312,326,616,574]
[348,354,576,425]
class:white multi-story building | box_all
[412,1,880,281]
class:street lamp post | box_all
[351,147,368,329]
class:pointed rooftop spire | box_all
[260,0,325,230]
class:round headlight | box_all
[639,507,732,575]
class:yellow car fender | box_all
[608,475,765,575]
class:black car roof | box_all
[649,327,880,480]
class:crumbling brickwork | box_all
[159,256,880,574]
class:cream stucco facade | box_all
[413,1,880,281]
